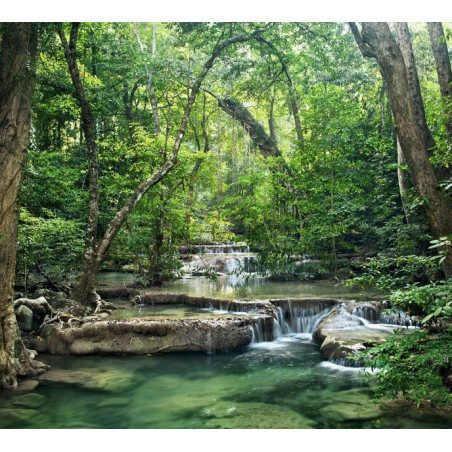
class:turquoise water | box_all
[1,275,450,429]
[1,338,451,429]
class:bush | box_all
[16,208,85,284]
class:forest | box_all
[0,21,451,429]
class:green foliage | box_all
[389,280,452,326]
[347,254,440,291]
[17,208,85,282]
[361,329,452,406]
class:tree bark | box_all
[427,22,452,142]
[61,24,267,304]
[0,23,47,389]
[255,36,304,147]
[58,23,101,305]
[397,136,411,224]
[218,97,292,178]
[394,23,436,152]
[350,22,452,279]
[133,23,160,134]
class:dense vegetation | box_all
[1,22,451,404]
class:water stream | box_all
[1,274,450,429]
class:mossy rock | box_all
[10,393,46,409]
[319,402,380,423]
[38,368,136,393]
[0,408,39,428]
[97,397,131,408]
[202,402,316,429]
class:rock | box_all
[319,402,380,423]
[202,402,316,429]
[16,379,40,393]
[33,289,68,308]
[28,317,259,355]
[10,393,46,409]
[14,296,53,331]
[0,408,39,428]
[15,305,34,331]
[97,397,131,408]
[313,302,411,363]
[320,334,366,361]
[38,368,136,393]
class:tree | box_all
[350,22,452,279]
[58,22,269,306]
[427,22,452,143]
[0,23,47,389]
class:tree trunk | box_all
[61,25,266,304]
[350,22,452,279]
[133,23,160,134]
[58,23,101,305]
[255,36,304,148]
[218,97,292,178]
[268,94,277,142]
[0,23,47,389]
[397,136,411,224]
[394,23,436,152]
[427,22,452,143]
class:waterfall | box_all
[250,301,333,344]
[180,243,257,276]
[352,305,416,327]
[274,302,331,336]
[250,319,271,344]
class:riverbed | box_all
[1,275,450,429]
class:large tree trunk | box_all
[0,23,47,389]
[394,23,436,152]
[60,23,267,305]
[58,23,101,306]
[350,22,452,279]
[427,22,452,143]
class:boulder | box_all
[27,316,267,355]
[14,296,53,331]
[313,302,408,363]
[15,305,34,331]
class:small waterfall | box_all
[275,302,331,336]
[352,305,416,327]
[250,301,334,345]
[250,319,270,344]
[180,243,257,276]
[379,310,415,327]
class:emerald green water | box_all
[1,339,451,429]
[1,275,450,429]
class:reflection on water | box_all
[96,273,382,300]
[108,303,253,321]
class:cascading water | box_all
[352,306,416,327]
[180,243,258,276]
[250,301,334,346]
[272,302,332,339]
[250,316,274,344]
